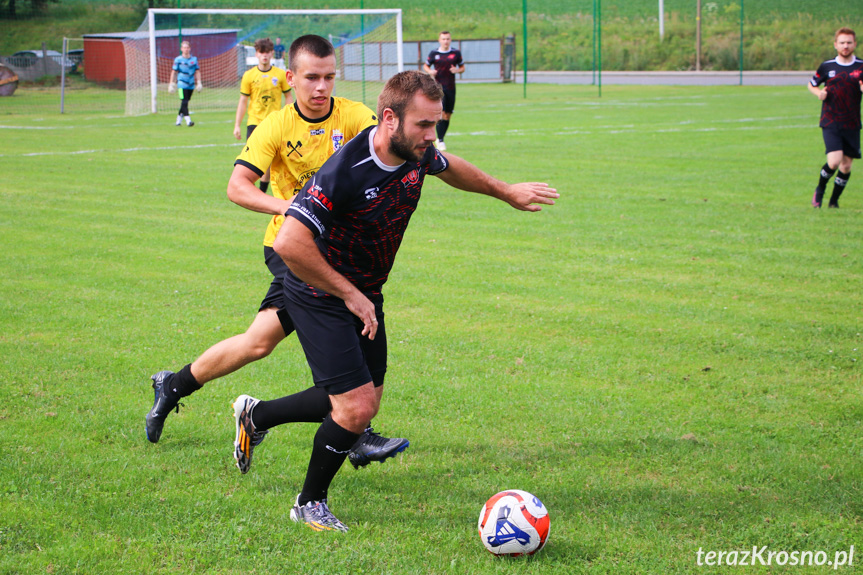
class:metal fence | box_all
[3,0,863,115]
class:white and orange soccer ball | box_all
[477,489,550,556]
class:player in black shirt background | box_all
[808,27,863,208]
[232,70,558,532]
[423,31,464,151]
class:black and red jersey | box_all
[285,126,449,297]
[426,48,464,91]
[811,57,863,129]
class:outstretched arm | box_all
[434,153,559,212]
[274,217,379,340]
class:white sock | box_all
[184,116,192,125]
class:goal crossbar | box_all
[144,8,404,114]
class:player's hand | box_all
[168,82,176,94]
[819,88,829,101]
[503,182,559,212]
[345,293,378,340]
[196,81,203,91]
[233,126,242,140]
[859,80,863,93]
[450,65,460,74]
[427,68,437,77]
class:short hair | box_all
[439,31,451,37]
[254,38,274,53]
[289,35,335,71]
[377,70,444,121]
[835,27,856,41]
[180,41,191,48]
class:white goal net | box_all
[124,8,403,116]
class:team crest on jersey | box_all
[332,130,345,151]
[364,187,379,200]
[401,169,420,186]
[271,77,279,86]
[829,71,836,78]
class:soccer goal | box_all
[124,8,403,116]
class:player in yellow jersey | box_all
[233,38,292,193]
[146,36,408,471]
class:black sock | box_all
[830,171,850,205]
[299,415,360,505]
[251,386,331,430]
[818,163,837,190]
[259,180,269,193]
[436,119,449,141]
[171,363,202,398]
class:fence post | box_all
[696,0,702,71]
[41,41,49,78]
[61,37,67,113]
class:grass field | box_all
[1,83,862,574]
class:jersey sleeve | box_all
[811,62,827,87]
[426,147,449,175]
[350,102,378,137]
[286,141,361,238]
[172,56,181,72]
[191,57,200,72]
[286,171,336,238]
[235,114,281,176]
[426,51,435,66]
[240,70,252,96]
[455,50,464,67]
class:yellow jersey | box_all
[235,97,378,246]
[239,65,291,126]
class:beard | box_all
[389,123,427,162]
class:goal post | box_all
[126,8,403,116]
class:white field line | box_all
[459,117,814,138]
[0,142,242,158]
[1,115,813,157]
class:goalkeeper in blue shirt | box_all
[169,40,202,127]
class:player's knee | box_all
[333,399,378,430]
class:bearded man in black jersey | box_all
[234,70,558,532]
[808,27,863,208]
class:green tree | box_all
[1,0,60,19]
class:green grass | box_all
[1,83,862,573]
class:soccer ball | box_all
[477,490,550,556]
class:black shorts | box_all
[247,124,257,140]
[822,126,862,159]
[283,284,387,395]
[260,246,295,336]
[442,87,456,114]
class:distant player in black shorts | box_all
[423,31,464,151]
[808,27,863,208]
[237,70,558,532]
